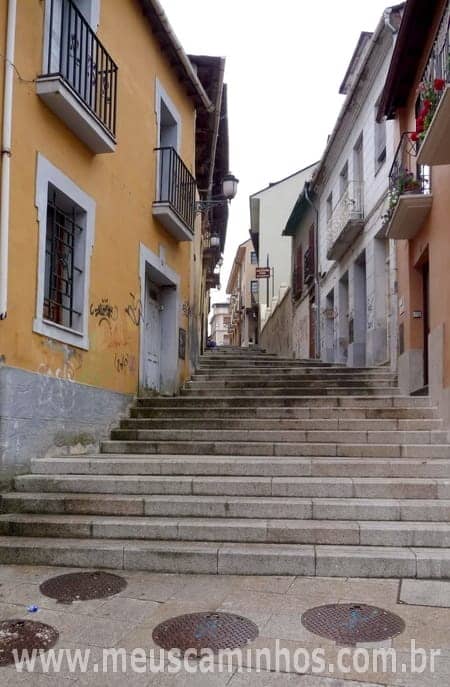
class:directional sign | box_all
[256,267,271,279]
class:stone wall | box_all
[0,366,132,478]
[260,288,293,357]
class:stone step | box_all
[0,536,446,577]
[135,395,430,408]
[192,376,398,385]
[109,428,446,445]
[194,368,397,376]
[187,379,397,388]
[99,439,450,458]
[180,386,401,397]
[13,473,450,499]
[6,492,450,522]
[120,417,442,431]
[130,406,438,420]
[2,513,450,547]
[29,456,450,478]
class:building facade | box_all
[210,302,231,346]
[282,5,403,368]
[0,0,229,473]
[378,0,450,421]
[249,165,317,330]
[226,239,258,347]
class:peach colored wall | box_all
[1,0,197,393]
[396,2,450,389]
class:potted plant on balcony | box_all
[382,169,422,228]
[411,77,447,143]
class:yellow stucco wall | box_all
[1,0,198,394]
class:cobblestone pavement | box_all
[0,565,449,686]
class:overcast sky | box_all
[161,0,393,301]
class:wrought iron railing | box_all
[327,181,364,254]
[155,147,197,233]
[304,246,314,284]
[417,3,450,133]
[387,133,431,221]
[44,0,118,136]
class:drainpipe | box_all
[0,0,17,320]
[304,181,321,359]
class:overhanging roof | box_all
[377,0,445,119]
[138,0,213,112]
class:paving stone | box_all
[400,579,450,608]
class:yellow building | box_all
[0,0,229,472]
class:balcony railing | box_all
[43,0,118,138]
[153,147,197,240]
[416,3,450,165]
[385,132,432,240]
[326,181,364,261]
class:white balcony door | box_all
[144,281,162,391]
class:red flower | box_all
[410,132,419,142]
[434,78,446,91]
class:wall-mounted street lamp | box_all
[195,173,239,214]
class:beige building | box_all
[210,302,231,346]
[226,239,258,346]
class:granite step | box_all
[99,439,450,458]
[1,513,450,547]
[29,456,450,478]
[0,536,446,577]
[130,406,438,420]
[5,492,450,522]
[13,474,450,499]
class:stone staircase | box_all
[1,347,450,578]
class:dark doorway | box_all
[422,260,430,387]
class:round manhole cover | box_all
[152,612,259,655]
[301,603,405,646]
[0,619,59,666]
[40,571,127,603]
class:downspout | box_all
[304,181,321,360]
[0,0,17,320]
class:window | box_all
[250,280,259,304]
[250,251,258,264]
[293,243,303,298]
[374,99,387,174]
[326,193,333,223]
[339,162,349,198]
[44,186,86,330]
[34,154,95,349]
[223,316,231,326]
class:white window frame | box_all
[154,79,183,204]
[155,79,182,151]
[34,153,95,350]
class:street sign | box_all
[256,267,271,279]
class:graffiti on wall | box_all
[37,340,83,412]
[90,298,118,329]
[114,352,136,374]
[125,293,143,326]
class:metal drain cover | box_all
[152,612,259,654]
[302,603,405,646]
[0,619,59,666]
[40,571,127,603]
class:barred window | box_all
[43,184,86,331]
